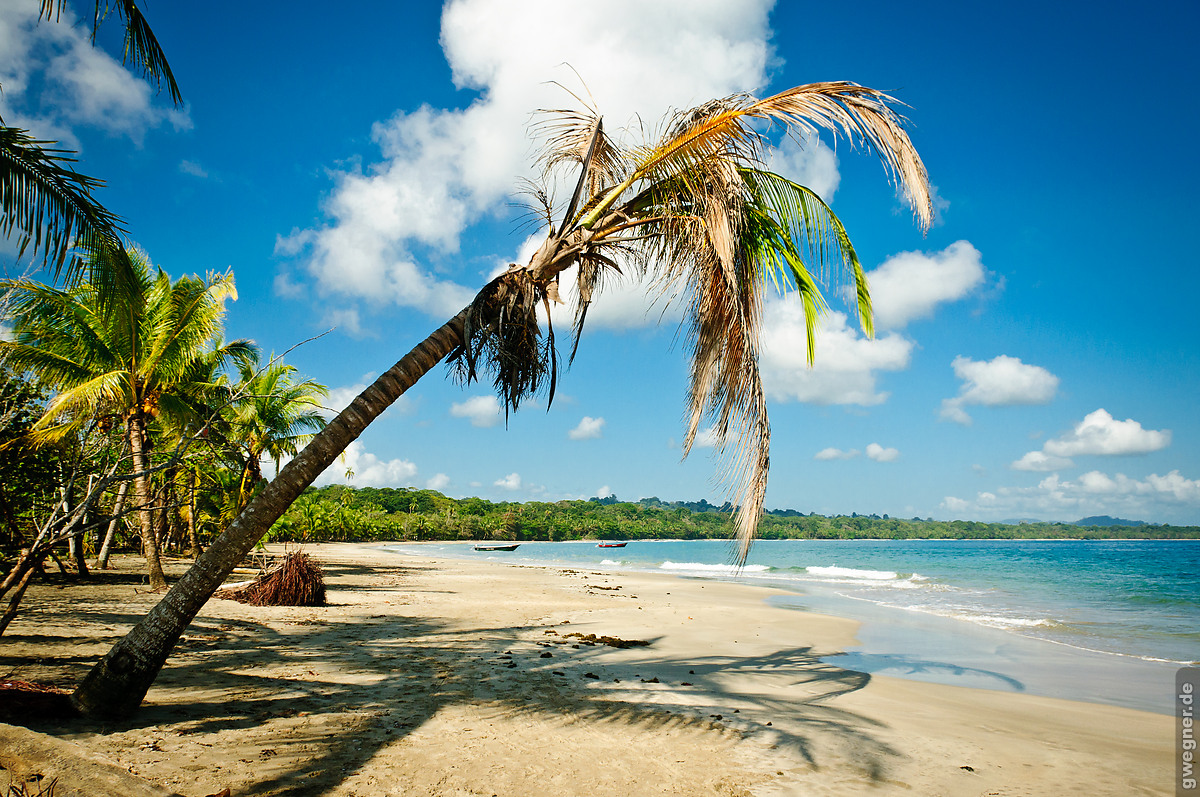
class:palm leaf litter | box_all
[216,551,326,607]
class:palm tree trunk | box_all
[128,412,168,590]
[71,307,468,718]
[96,480,129,570]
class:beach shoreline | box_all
[1,542,1175,796]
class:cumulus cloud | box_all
[761,299,913,405]
[941,354,1059,425]
[494,472,522,490]
[280,0,777,320]
[1011,409,1170,472]
[569,416,606,440]
[766,130,840,202]
[0,3,188,145]
[313,441,418,487]
[426,473,450,491]
[815,447,859,461]
[450,395,502,428]
[1042,409,1171,457]
[941,469,1200,522]
[866,443,900,462]
[866,241,986,330]
[1011,451,1074,472]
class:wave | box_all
[660,561,771,574]
[805,565,901,580]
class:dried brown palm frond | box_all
[455,80,931,563]
[448,268,559,417]
[217,551,326,607]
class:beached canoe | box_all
[474,544,520,552]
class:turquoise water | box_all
[381,538,1199,712]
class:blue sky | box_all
[3,0,1198,524]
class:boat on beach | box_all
[474,543,520,552]
[596,542,628,548]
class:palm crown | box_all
[455,81,933,563]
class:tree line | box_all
[265,485,1200,543]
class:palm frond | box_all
[40,0,182,105]
[449,270,557,417]
[0,126,127,280]
[742,82,933,230]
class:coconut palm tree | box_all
[222,354,328,513]
[72,81,933,718]
[0,243,252,588]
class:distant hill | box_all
[1073,515,1148,527]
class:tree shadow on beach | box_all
[5,560,904,795]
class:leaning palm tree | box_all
[72,81,933,718]
[0,244,252,588]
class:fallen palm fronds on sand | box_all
[215,550,326,607]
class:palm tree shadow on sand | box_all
[7,560,903,794]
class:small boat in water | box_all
[596,542,628,548]
[474,543,520,552]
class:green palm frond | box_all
[0,126,127,280]
[39,0,182,106]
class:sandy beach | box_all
[0,543,1175,796]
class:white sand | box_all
[1,543,1175,796]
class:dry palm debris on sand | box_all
[0,681,76,722]
[216,551,326,607]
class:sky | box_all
[3,0,1199,525]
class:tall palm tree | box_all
[222,354,328,513]
[72,81,933,718]
[0,244,251,588]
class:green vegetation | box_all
[266,486,1200,543]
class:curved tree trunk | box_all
[128,412,168,590]
[71,308,468,718]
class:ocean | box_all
[379,538,1199,714]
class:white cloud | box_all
[494,472,522,490]
[1011,450,1074,472]
[941,354,1059,425]
[866,241,986,330]
[761,299,913,405]
[1012,409,1169,473]
[865,443,899,462]
[569,416,606,440]
[693,427,721,448]
[941,469,1200,523]
[450,395,502,428]
[0,3,188,146]
[426,473,450,491]
[282,0,776,321]
[179,160,208,178]
[815,447,860,461]
[1042,409,1171,457]
[595,485,614,498]
[314,441,418,487]
[766,130,840,202]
